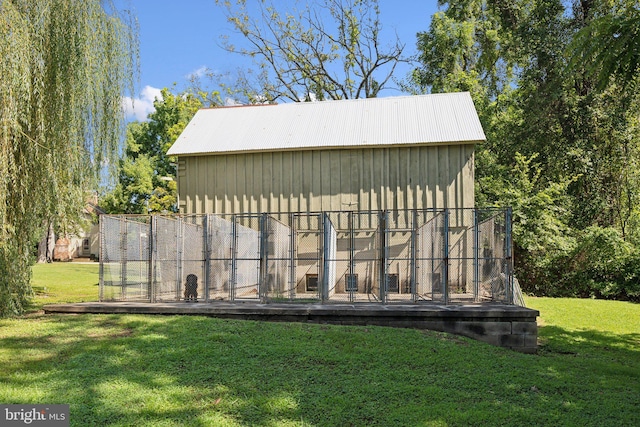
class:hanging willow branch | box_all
[0,0,138,315]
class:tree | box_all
[410,0,640,298]
[0,0,137,316]
[102,88,217,214]
[215,0,406,102]
[410,0,520,98]
[570,5,640,92]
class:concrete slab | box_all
[43,301,539,352]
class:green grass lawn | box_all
[0,263,637,426]
[30,262,99,308]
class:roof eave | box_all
[167,139,485,157]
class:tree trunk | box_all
[37,222,55,263]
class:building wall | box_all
[177,144,475,215]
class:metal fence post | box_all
[289,213,296,300]
[230,215,237,301]
[259,213,268,303]
[443,209,449,305]
[99,216,104,302]
[149,215,156,303]
[203,214,210,303]
[505,207,514,304]
[176,217,184,301]
[349,212,356,303]
[321,213,328,303]
[410,210,417,303]
[473,209,480,303]
[119,216,127,300]
[378,210,387,304]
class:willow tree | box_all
[0,0,137,315]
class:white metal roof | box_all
[167,92,485,156]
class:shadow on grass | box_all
[539,324,640,355]
[1,315,307,426]
[1,315,639,426]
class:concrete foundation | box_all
[43,302,539,353]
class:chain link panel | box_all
[99,216,150,301]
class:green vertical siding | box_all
[177,144,475,214]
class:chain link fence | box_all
[100,216,151,301]
[100,209,516,305]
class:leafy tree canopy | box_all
[569,2,640,92]
[101,88,221,214]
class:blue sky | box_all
[123,0,439,120]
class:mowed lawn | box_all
[0,263,637,426]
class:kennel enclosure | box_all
[99,208,514,305]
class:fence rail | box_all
[99,209,515,305]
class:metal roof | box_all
[167,92,485,156]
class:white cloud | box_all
[187,65,209,80]
[122,85,163,121]
[225,97,242,106]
